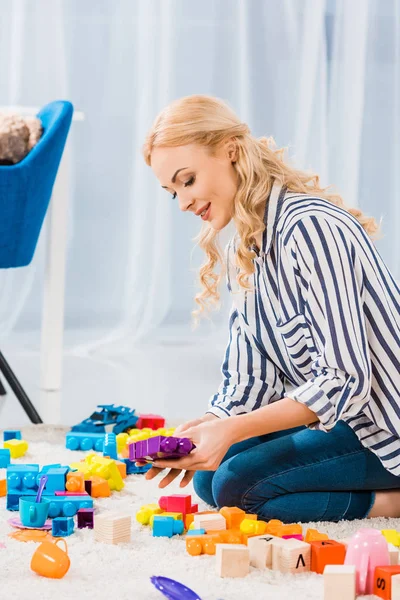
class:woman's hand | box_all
[136,413,227,488]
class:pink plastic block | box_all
[282,534,304,541]
[55,491,89,496]
[159,494,192,515]
[344,528,390,594]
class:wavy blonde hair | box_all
[142,94,383,324]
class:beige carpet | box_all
[0,424,398,600]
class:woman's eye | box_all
[172,192,177,199]
[171,176,195,200]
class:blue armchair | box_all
[0,100,73,423]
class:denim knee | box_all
[193,471,216,508]
[211,461,247,511]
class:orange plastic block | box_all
[185,511,217,530]
[374,565,400,599]
[115,460,127,479]
[208,529,248,545]
[265,520,283,536]
[66,471,85,493]
[186,533,222,556]
[0,479,6,497]
[310,540,346,574]
[278,524,302,537]
[304,528,329,543]
[86,475,111,498]
[219,507,246,529]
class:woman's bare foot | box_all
[367,490,400,518]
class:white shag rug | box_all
[1,425,399,600]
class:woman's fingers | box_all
[179,470,195,487]
[144,466,164,480]
[158,468,183,488]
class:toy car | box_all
[71,404,138,435]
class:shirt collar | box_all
[251,180,287,258]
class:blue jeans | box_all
[193,421,400,522]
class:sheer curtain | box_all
[0,0,398,423]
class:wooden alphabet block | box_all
[324,564,356,600]
[272,538,311,573]
[311,540,346,574]
[389,542,400,565]
[247,534,281,569]
[215,543,250,578]
[374,565,400,600]
[194,513,226,532]
[392,574,400,600]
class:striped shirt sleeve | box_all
[206,302,284,418]
[285,213,372,432]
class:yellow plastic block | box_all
[240,518,267,536]
[4,439,28,458]
[116,433,129,452]
[88,456,124,491]
[136,504,163,525]
[382,530,400,546]
[304,528,329,543]
[149,511,183,527]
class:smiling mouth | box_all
[198,202,211,220]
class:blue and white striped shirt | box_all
[207,181,400,476]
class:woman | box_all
[140,94,400,523]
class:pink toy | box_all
[8,517,52,531]
[344,528,390,594]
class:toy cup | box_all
[31,538,70,579]
[19,496,50,528]
[344,528,390,594]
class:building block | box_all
[272,538,311,573]
[188,529,205,536]
[382,530,400,547]
[240,518,267,536]
[52,516,74,537]
[114,460,127,479]
[324,564,356,600]
[207,529,248,545]
[129,435,195,461]
[77,508,94,529]
[38,466,69,493]
[94,512,131,544]
[219,506,246,529]
[136,414,165,430]
[311,540,346,574]
[374,565,400,599]
[265,519,284,536]
[4,439,28,459]
[392,574,400,600]
[66,471,85,493]
[193,513,226,532]
[305,528,329,543]
[44,494,93,518]
[86,456,124,491]
[278,524,302,537]
[85,475,110,498]
[185,510,217,530]
[152,516,184,538]
[186,533,225,556]
[0,479,6,496]
[0,449,11,468]
[3,430,21,442]
[389,543,399,565]
[66,431,105,452]
[216,544,250,578]
[136,504,164,525]
[122,459,151,475]
[159,494,192,516]
[116,433,129,452]
[247,534,281,569]
[84,480,92,495]
[7,464,39,494]
[282,534,304,541]
[103,433,117,460]
[55,491,89,496]
[149,512,183,527]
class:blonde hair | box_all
[142,94,383,324]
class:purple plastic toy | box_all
[77,508,94,529]
[150,576,202,600]
[129,436,195,462]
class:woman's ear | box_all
[225,138,238,163]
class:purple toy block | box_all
[84,480,92,495]
[77,508,94,529]
[128,436,194,462]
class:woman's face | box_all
[151,142,238,231]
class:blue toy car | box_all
[70,404,138,435]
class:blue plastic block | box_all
[7,465,39,494]
[52,516,74,537]
[152,516,184,538]
[44,494,93,518]
[187,529,206,536]
[38,466,69,493]
[3,430,22,442]
[0,449,11,468]
[66,432,105,452]
[122,459,151,475]
[6,493,22,511]
[103,433,117,460]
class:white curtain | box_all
[0,0,399,422]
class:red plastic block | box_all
[311,540,346,574]
[136,414,165,430]
[159,494,192,515]
[373,565,400,599]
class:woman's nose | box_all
[178,194,194,212]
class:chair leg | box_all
[0,374,6,396]
[0,350,42,424]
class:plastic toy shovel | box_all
[35,475,48,503]
[150,576,202,600]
